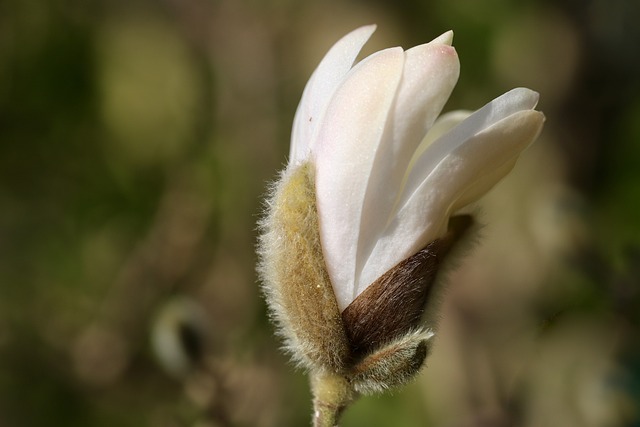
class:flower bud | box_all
[257,25,544,393]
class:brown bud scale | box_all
[342,215,473,359]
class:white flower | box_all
[257,24,546,412]
[288,25,544,312]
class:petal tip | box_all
[531,110,546,131]
[523,87,540,103]
[515,87,540,106]
[430,30,454,46]
[351,24,377,40]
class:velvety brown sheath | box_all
[342,215,473,360]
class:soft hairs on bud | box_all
[257,162,350,373]
[349,329,433,394]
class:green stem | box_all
[310,372,357,427]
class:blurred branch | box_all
[72,165,215,387]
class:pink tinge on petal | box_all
[428,30,454,46]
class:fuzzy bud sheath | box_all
[258,163,351,374]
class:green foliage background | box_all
[1,0,639,425]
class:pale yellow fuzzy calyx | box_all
[349,328,434,395]
[257,162,351,373]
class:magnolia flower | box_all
[258,24,544,416]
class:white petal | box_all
[402,88,539,201]
[289,25,377,165]
[413,110,471,159]
[314,47,404,311]
[450,157,518,212]
[358,109,544,291]
[397,110,471,216]
[354,43,460,290]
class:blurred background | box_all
[1,0,639,425]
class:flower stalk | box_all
[311,373,356,427]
